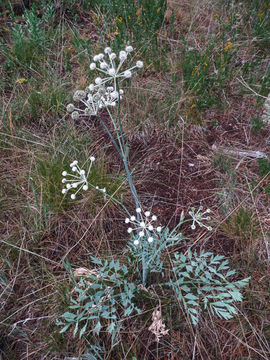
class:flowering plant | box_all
[58,46,250,343]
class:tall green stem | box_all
[100,92,147,285]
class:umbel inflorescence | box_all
[125,208,162,245]
[61,157,97,199]
[66,46,143,120]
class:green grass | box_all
[0,0,270,359]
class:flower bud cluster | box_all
[188,206,212,231]
[125,207,162,246]
[67,46,143,120]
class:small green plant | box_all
[21,182,52,236]
[223,207,259,244]
[57,46,250,345]
[250,115,266,133]
[257,158,270,177]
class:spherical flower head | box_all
[108,68,116,76]
[104,47,112,54]
[88,84,95,92]
[71,111,79,120]
[109,53,116,60]
[90,63,96,70]
[66,104,75,112]
[62,171,67,176]
[73,90,86,101]
[119,50,127,61]
[134,239,139,246]
[95,77,102,85]
[100,62,107,70]
[111,91,119,99]
[90,156,95,162]
[136,60,143,68]
[125,45,133,53]
[124,70,132,78]
[93,55,99,62]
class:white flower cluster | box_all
[262,93,270,124]
[67,46,143,120]
[125,208,162,246]
[61,157,95,199]
[188,206,212,231]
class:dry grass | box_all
[0,0,269,359]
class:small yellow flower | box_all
[224,41,232,52]
[118,17,123,23]
[136,7,142,17]
[195,65,199,70]
[128,15,131,20]
[67,46,72,51]
[157,7,161,14]
[16,78,27,84]
[204,62,208,67]
[191,104,196,108]
[3,27,9,32]
[114,26,119,36]
[107,33,111,39]
[214,13,219,18]
[258,11,263,20]
[5,9,10,14]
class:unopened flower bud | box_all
[71,111,79,120]
[108,68,116,76]
[124,70,132,78]
[125,45,133,53]
[104,47,112,54]
[67,104,75,112]
[95,77,102,85]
